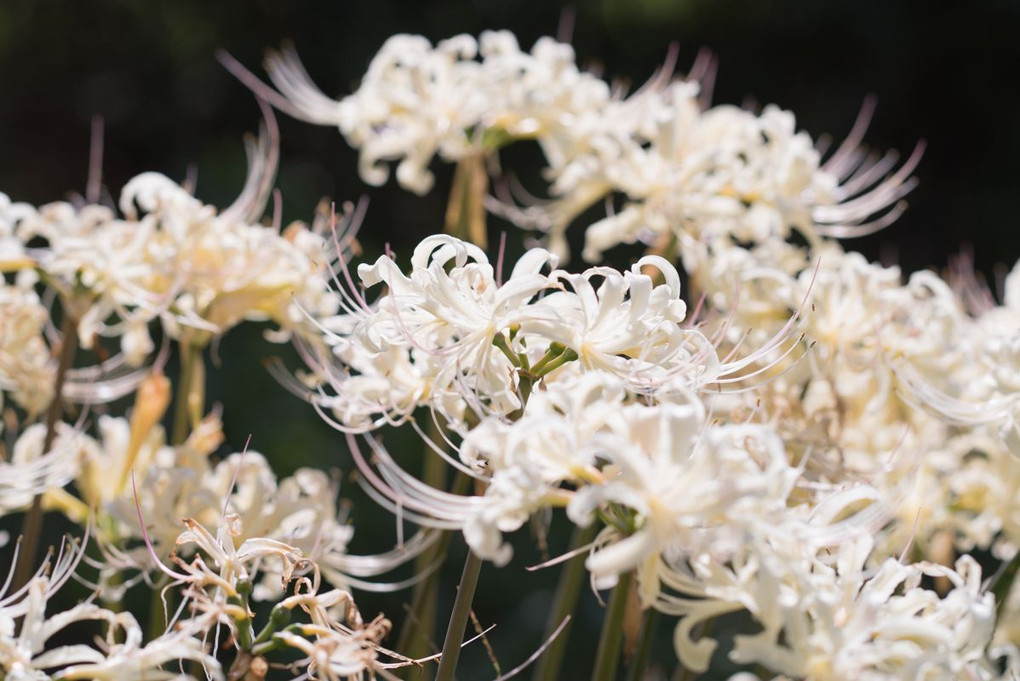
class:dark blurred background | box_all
[1,1,1017,678]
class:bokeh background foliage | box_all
[0,1,1017,678]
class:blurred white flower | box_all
[0,424,87,515]
[0,280,56,417]
[731,536,999,681]
[522,90,920,263]
[237,31,618,197]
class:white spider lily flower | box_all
[2,588,219,680]
[330,33,487,195]
[292,234,559,431]
[0,280,55,418]
[0,193,35,270]
[139,515,304,656]
[202,455,436,598]
[105,433,429,599]
[525,84,920,263]
[295,235,794,433]
[0,424,87,515]
[76,412,166,514]
[573,417,799,598]
[0,531,219,681]
[13,199,169,369]
[579,410,888,624]
[142,514,407,680]
[692,245,971,481]
[702,237,966,385]
[524,255,719,391]
[356,234,557,417]
[172,514,304,596]
[347,369,870,585]
[238,31,618,198]
[53,629,222,681]
[730,536,999,680]
[273,616,399,681]
[459,371,631,475]
[895,259,1020,460]
[7,114,343,359]
[346,365,857,581]
[2,595,131,680]
[116,171,343,346]
[1,532,87,622]
[442,372,634,564]
[919,431,1020,562]
[338,371,645,564]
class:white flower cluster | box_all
[7,400,427,603]
[294,234,731,433]
[2,26,1017,681]
[249,26,1018,668]
[256,32,918,264]
[0,280,56,418]
[0,514,412,681]
[1,126,344,373]
[0,533,222,680]
[728,537,1005,681]
[257,31,614,196]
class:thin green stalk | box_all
[171,341,203,445]
[991,548,1020,623]
[444,154,488,249]
[591,571,635,681]
[404,145,480,662]
[625,608,659,681]
[13,313,79,591]
[397,429,466,675]
[532,522,599,681]
[435,550,484,681]
[397,530,448,670]
[533,348,578,378]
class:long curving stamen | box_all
[131,471,192,583]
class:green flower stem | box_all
[528,342,569,376]
[13,312,79,591]
[435,549,484,681]
[992,548,1020,623]
[533,347,578,378]
[444,153,489,249]
[254,604,292,646]
[492,332,520,367]
[251,636,286,657]
[591,570,635,681]
[625,608,659,681]
[397,440,471,674]
[171,340,204,445]
[398,531,448,673]
[231,580,255,650]
[531,522,599,681]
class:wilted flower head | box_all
[0,529,222,681]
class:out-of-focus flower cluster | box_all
[259,31,918,262]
